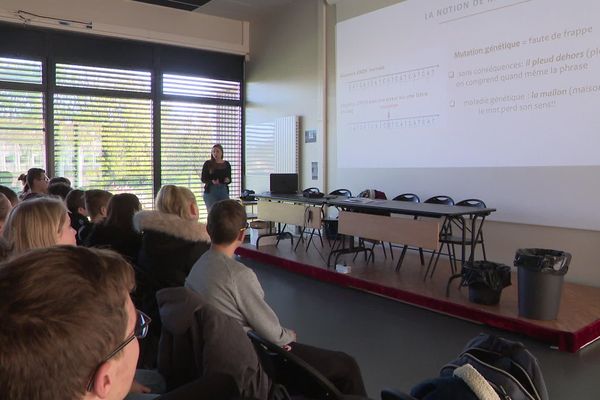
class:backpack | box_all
[440,334,548,400]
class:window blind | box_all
[0,56,45,191]
[56,63,151,93]
[0,57,42,85]
[53,63,154,208]
[161,101,242,221]
[163,73,240,100]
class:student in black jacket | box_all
[133,185,210,366]
[84,193,142,265]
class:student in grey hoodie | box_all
[186,200,367,396]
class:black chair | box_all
[381,389,418,400]
[322,189,353,247]
[432,199,487,282]
[355,190,390,262]
[247,330,344,400]
[424,195,454,206]
[391,194,424,271]
[423,195,455,280]
[330,188,352,197]
[157,374,240,400]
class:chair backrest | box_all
[157,288,270,399]
[381,388,419,400]
[456,198,486,208]
[424,195,454,206]
[393,193,420,203]
[329,188,352,197]
[247,331,342,400]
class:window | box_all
[53,64,154,207]
[0,57,42,85]
[163,73,240,100]
[54,94,154,206]
[161,73,242,221]
[1,23,244,210]
[0,57,44,192]
[56,63,151,93]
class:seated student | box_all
[80,189,113,243]
[48,182,72,200]
[85,193,143,264]
[185,200,367,396]
[0,184,19,207]
[0,247,140,400]
[0,246,240,400]
[134,185,210,289]
[49,176,72,186]
[2,197,76,255]
[66,189,92,245]
[0,193,12,236]
[133,185,210,366]
[18,167,49,200]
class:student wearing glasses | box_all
[186,200,367,396]
[0,246,143,400]
[18,167,49,201]
[0,246,239,400]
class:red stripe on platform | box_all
[236,246,600,352]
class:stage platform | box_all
[237,239,600,353]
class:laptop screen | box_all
[270,173,298,194]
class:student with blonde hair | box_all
[155,184,199,220]
[134,185,210,365]
[2,196,76,255]
[134,185,210,288]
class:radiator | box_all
[245,116,299,191]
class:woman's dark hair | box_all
[25,168,46,188]
[65,189,85,214]
[104,193,141,231]
[210,144,224,162]
[17,174,29,193]
[0,185,18,207]
[49,177,71,187]
[48,183,72,200]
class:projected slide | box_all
[337,0,600,168]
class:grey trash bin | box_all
[514,248,571,320]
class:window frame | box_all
[0,21,245,203]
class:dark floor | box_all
[241,256,600,400]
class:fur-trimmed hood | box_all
[133,210,210,243]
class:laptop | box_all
[270,173,298,194]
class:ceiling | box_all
[194,0,297,21]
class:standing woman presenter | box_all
[200,144,231,211]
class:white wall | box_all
[244,0,325,191]
[0,0,249,54]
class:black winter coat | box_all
[83,223,142,264]
[133,210,210,289]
